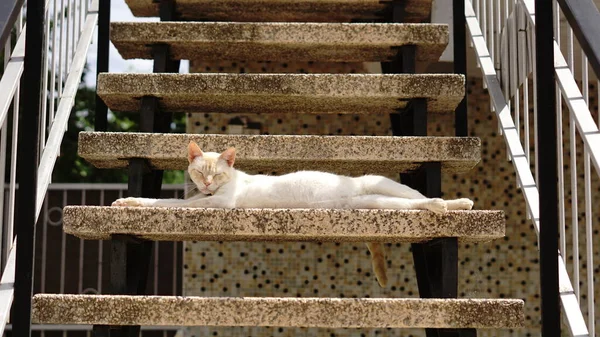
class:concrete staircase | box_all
[34,295,522,328]
[31,0,525,335]
[97,73,464,114]
[77,132,481,173]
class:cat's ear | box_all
[220,147,236,167]
[188,141,203,163]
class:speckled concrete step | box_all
[110,22,448,64]
[97,73,464,114]
[124,0,432,23]
[62,206,504,243]
[78,132,481,174]
[32,294,524,328]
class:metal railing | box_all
[0,0,99,334]
[3,184,184,337]
[0,0,25,333]
[464,0,599,335]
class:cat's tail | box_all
[366,242,387,287]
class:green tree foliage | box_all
[1,23,185,184]
[52,68,186,183]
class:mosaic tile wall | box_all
[181,59,600,337]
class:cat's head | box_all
[187,141,236,195]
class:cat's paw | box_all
[456,198,474,210]
[447,198,474,210]
[112,197,144,207]
[426,198,448,214]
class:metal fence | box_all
[3,184,184,337]
[0,1,25,332]
[465,0,600,335]
[0,0,99,334]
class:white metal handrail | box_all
[0,0,99,334]
[36,0,99,219]
[0,3,26,334]
[0,0,25,275]
[466,0,599,335]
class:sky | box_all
[84,0,189,87]
[81,0,449,87]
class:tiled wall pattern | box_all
[182,59,600,337]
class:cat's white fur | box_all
[113,142,474,287]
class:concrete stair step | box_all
[78,132,481,174]
[110,22,448,64]
[97,73,464,114]
[123,0,432,23]
[32,294,524,329]
[62,206,504,243]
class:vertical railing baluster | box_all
[567,29,574,71]
[582,60,589,104]
[172,191,179,302]
[519,4,530,167]
[508,7,517,162]
[61,189,68,337]
[453,0,467,137]
[584,150,594,337]
[569,110,579,301]
[65,0,71,75]
[7,9,21,261]
[154,241,159,295]
[40,198,48,337]
[0,37,10,259]
[482,0,487,89]
[595,75,600,336]
[71,0,76,59]
[555,2,566,261]
[472,0,479,49]
[494,0,500,71]
[513,5,521,140]
[0,121,6,268]
[49,0,59,127]
[488,0,493,64]
[98,189,105,295]
[40,199,49,297]
[13,0,45,334]
[59,0,66,96]
[40,2,51,151]
[523,80,529,161]
[60,191,67,293]
[535,1,560,336]
[532,30,539,184]
[564,13,579,302]
[78,190,86,295]
[78,0,83,41]
[581,34,593,336]
[94,0,110,131]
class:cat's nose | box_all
[203,181,211,186]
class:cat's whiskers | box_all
[181,183,200,199]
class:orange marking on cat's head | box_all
[219,147,236,167]
[188,141,203,164]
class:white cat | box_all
[113,141,474,287]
